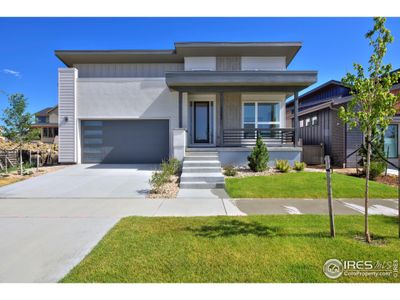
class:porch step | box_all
[185,151,218,157]
[183,161,221,168]
[184,155,219,161]
[180,150,225,190]
[182,166,222,173]
[181,173,224,183]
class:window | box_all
[299,120,304,128]
[36,116,47,123]
[384,124,398,158]
[312,116,318,126]
[243,102,280,129]
[305,118,311,127]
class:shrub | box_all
[368,161,386,180]
[149,171,168,192]
[161,158,181,176]
[223,165,237,176]
[247,133,269,172]
[275,160,291,173]
[293,161,306,171]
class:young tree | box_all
[1,93,37,175]
[339,17,400,243]
[248,132,269,172]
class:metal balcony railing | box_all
[222,128,295,147]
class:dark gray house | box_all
[286,79,400,167]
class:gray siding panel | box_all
[330,110,345,166]
[216,57,241,71]
[58,68,77,163]
[346,125,363,167]
[216,92,241,146]
[75,63,184,78]
[299,108,331,155]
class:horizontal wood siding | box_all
[58,68,77,163]
[216,57,241,71]
[74,63,184,78]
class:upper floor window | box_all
[243,102,280,129]
[305,118,311,127]
[36,116,47,123]
[312,115,318,126]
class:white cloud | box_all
[2,69,21,78]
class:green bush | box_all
[149,171,169,192]
[275,160,291,173]
[368,161,386,180]
[248,133,269,172]
[293,161,306,171]
[150,158,182,192]
[224,165,237,176]
[161,158,181,176]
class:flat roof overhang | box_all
[165,71,318,93]
[55,42,302,67]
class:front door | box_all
[194,101,210,143]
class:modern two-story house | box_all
[56,42,317,166]
[32,105,59,143]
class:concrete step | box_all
[181,173,225,183]
[182,166,222,173]
[184,156,219,161]
[183,161,221,167]
[185,151,218,157]
[180,182,225,189]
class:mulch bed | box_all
[147,175,180,199]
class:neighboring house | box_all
[55,42,317,165]
[32,106,59,143]
[286,75,400,167]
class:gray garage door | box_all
[81,120,169,163]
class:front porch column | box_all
[294,90,299,146]
[219,92,224,145]
[178,91,183,128]
[173,128,186,161]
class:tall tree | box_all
[1,93,37,175]
[339,17,400,243]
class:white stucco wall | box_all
[76,78,179,156]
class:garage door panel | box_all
[81,120,169,164]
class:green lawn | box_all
[225,172,398,198]
[61,215,400,283]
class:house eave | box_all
[165,71,317,92]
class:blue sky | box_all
[0,17,399,115]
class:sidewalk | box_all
[234,198,398,216]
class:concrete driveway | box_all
[0,197,244,283]
[0,164,158,198]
